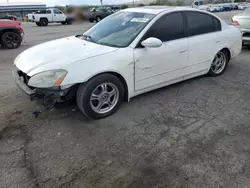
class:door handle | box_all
[180,49,187,53]
[216,40,220,43]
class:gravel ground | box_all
[1,11,250,188]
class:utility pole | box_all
[133,0,135,7]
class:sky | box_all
[0,0,134,5]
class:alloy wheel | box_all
[90,83,119,114]
[211,51,227,74]
[5,33,20,48]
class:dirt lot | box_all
[1,11,250,188]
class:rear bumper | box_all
[240,28,250,42]
[242,36,250,42]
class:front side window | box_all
[54,9,62,14]
[83,12,155,47]
[143,12,185,42]
[185,11,214,36]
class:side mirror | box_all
[141,37,163,48]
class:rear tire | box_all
[208,49,229,77]
[1,31,22,49]
[61,21,66,25]
[40,18,48,26]
[76,74,124,119]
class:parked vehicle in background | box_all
[231,4,239,10]
[207,6,217,12]
[238,4,250,10]
[222,4,232,11]
[192,0,209,10]
[232,7,250,44]
[216,5,225,11]
[0,19,23,49]
[0,14,17,21]
[111,6,121,13]
[89,8,113,22]
[33,8,72,26]
[13,7,242,119]
[26,13,34,22]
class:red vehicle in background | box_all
[0,14,17,21]
[0,19,23,49]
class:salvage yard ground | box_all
[1,10,250,188]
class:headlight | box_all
[28,70,67,88]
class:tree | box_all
[121,4,129,9]
[176,0,184,5]
[100,0,103,5]
[149,0,172,5]
[137,3,145,6]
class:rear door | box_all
[183,11,222,77]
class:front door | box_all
[53,9,65,22]
[134,12,189,91]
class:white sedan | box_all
[13,6,242,119]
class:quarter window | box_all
[213,17,221,31]
[144,12,185,42]
[185,12,214,36]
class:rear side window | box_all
[185,11,214,36]
[213,17,221,31]
[46,10,51,14]
[144,12,184,42]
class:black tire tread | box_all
[208,49,229,77]
[76,74,124,119]
[1,31,22,49]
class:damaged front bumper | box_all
[12,69,73,108]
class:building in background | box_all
[0,3,46,19]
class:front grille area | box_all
[243,33,250,37]
[17,69,30,85]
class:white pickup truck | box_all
[33,8,72,26]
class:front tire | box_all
[36,22,41,26]
[96,16,101,22]
[1,32,22,49]
[208,49,229,77]
[76,74,124,119]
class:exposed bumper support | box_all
[13,69,73,108]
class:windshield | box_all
[83,11,155,47]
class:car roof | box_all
[121,6,197,14]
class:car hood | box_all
[14,36,118,75]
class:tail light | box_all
[232,20,240,26]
